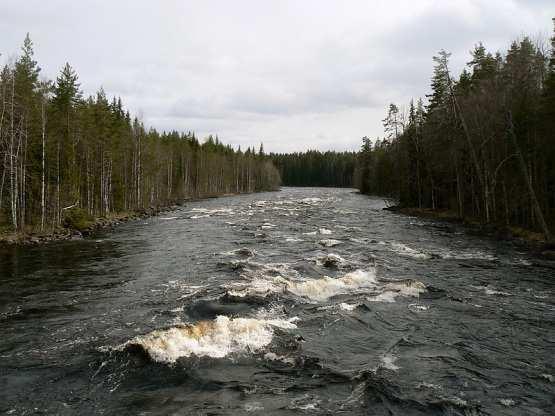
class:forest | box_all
[271,151,356,187]
[3,22,555,242]
[355,21,555,240]
[0,35,280,235]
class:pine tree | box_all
[426,50,451,114]
[541,19,555,120]
[382,103,403,139]
[15,33,40,97]
[12,33,41,229]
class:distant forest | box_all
[271,151,356,187]
[355,20,555,239]
[0,35,280,234]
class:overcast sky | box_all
[1,1,553,152]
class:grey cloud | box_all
[1,0,553,152]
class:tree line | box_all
[0,34,280,234]
[271,150,356,187]
[355,20,555,240]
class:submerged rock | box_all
[320,253,345,268]
[114,315,298,363]
[235,247,256,257]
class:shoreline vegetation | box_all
[0,35,280,241]
[383,205,555,257]
[0,191,263,246]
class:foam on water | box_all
[190,214,210,219]
[385,279,427,296]
[227,268,377,302]
[287,269,377,301]
[409,303,430,311]
[228,262,427,305]
[472,285,512,296]
[237,260,302,280]
[189,207,234,218]
[244,402,264,412]
[318,239,342,247]
[440,396,468,407]
[438,250,497,261]
[415,382,442,390]
[227,275,289,298]
[540,374,553,382]
[285,237,303,243]
[190,207,234,214]
[339,302,360,311]
[378,241,497,261]
[380,354,400,371]
[385,242,431,259]
[264,352,296,365]
[367,279,427,302]
[367,291,398,303]
[117,315,298,363]
[299,197,323,204]
[484,288,512,296]
[287,395,321,411]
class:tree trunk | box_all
[41,100,46,231]
[506,111,551,241]
[10,72,17,230]
[57,140,61,225]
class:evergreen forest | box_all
[271,151,356,187]
[0,35,280,234]
[355,22,555,240]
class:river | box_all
[1,187,553,415]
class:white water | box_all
[118,315,298,363]
[339,302,360,311]
[380,241,431,259]
[318,239,342,247]
[288,269,377,301]
[367,279,427,303]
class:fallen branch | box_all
[62,201,79,211]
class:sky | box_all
[0,1,553,153]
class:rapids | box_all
[1,187,553,415]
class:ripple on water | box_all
[3,187,553,415]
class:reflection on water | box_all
[1,187,554,415]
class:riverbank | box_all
[0,190,276,247]
[385,206,555,257]
[0,208,163,246]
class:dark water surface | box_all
[1,187,554,415]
